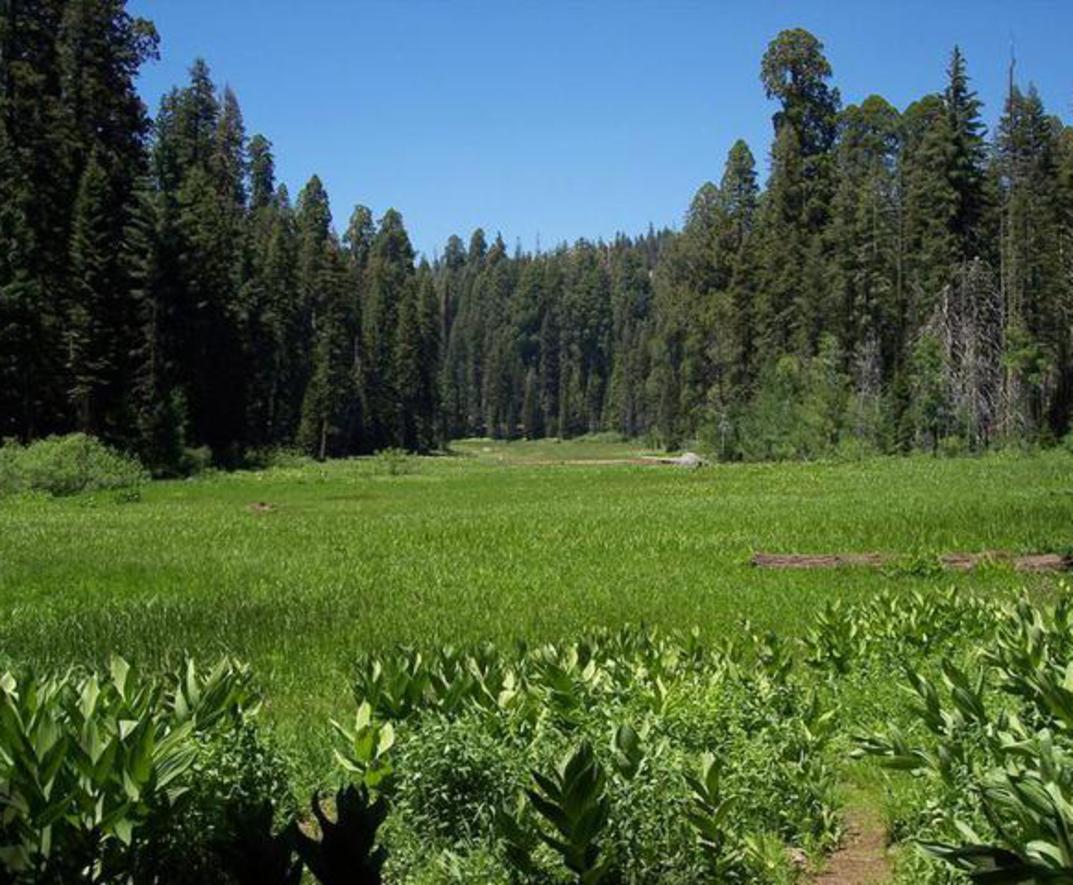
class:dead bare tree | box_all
[919,259,1004,448]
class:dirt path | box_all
[813,807,891,884]
[518,457,654,466]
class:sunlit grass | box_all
[1,444,1070,782]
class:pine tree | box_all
[211,86,247,207]
[996,84,1062,438]
[0,117,50,440]
[945,47,988,261]
[294,176,342,456]
[827,96,900,382]
[900,94,959,324]
[760,28,840,158]
[127,177,187,472]
[247,134,275,210]
[757,29,840,360]
[66,151,116,434]
[416,267,443,448]
[362,209,416,449]
[393,278,423,450]
[298,236,354,459]
[263,184,301,443]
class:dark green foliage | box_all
[216,801,303,885]
[292,786,389,885]
[0,656,258,883]
[856,595,1073,882]
[351,621,855,881]
[685,754,742,878]
[131,725,300,885]
[527,741,613,882]
[3,10,1071,464]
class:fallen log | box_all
[750,551,1072,572]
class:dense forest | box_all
[2,3,1072,471]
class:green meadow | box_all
[1,440,1070,783]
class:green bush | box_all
[372,447,413,476]
[243,447,314,471]
[357,625,845,882]
[392,713,526,842]
[0,433,148,499]
[132,724,298,885]
[855,593,1073,883]
[179,445,214,476]
[936,434,966,458]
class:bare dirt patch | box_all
[751,551,1072,572]
[523,457,655,466]
[813,808,891,884]
[521,454,707,468]
[247,501,275,513]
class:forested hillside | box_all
[2,4,1072,470]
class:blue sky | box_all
[130,0,1073,259]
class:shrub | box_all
[372,447,413,476]
[392,713,526,842]
[179,445,214,476]
[243,448,314,470]
[131,724,298,885]
[936,434,966,458]
[0,433,148,499]
[855,592,1073,883]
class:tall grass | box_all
[0,443,1070,788]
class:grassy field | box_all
[1,439,1071,781]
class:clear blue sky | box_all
[130,0,1073,259]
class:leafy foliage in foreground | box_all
[360,619,853,881]
[7,585,1073,882]
[857,592,1073,882]
[0,657,257,882]
[0,657,386,885]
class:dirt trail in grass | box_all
[517,457,653,466]
[813,807,891,884]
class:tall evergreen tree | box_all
[66,151,120,434]
[361,209,416,449]
[945,47,989,261]
[757,29,840,359]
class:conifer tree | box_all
[757,29,840,359]
[66,152,116,434]
[945,47,989,261]
[827,96,900,378]
[996,84,1064,437]
[362,209,416,449]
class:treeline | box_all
[2,6,1072,469]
